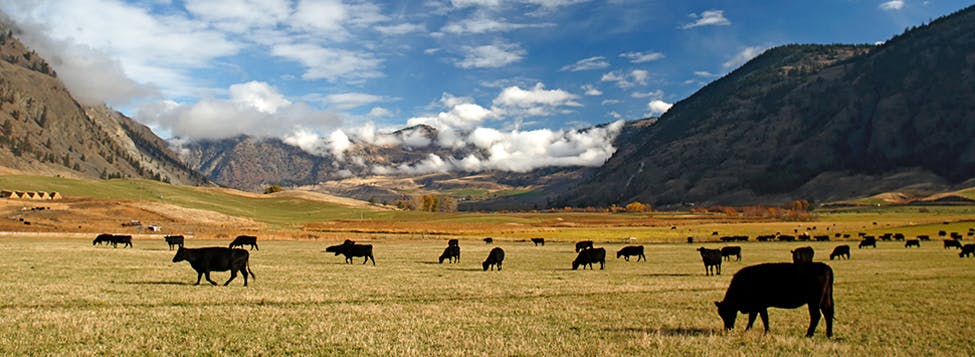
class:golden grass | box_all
[1,235,974,355]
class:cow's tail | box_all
[822,265,836,321]
[247,258,256,280]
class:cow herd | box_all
[87,225,975,338]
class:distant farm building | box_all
[1,190,62,201]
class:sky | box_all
[0,0,971,175]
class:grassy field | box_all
[1,236,974,355]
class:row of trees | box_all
[392,195,459,213]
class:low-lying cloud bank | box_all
[139,80,624,176]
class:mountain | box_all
[558,5,975,208]
[179,119,655,207]
[0,22,207,185]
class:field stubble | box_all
[0,237,974,355]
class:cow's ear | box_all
[714,301,722,308]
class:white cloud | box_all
[631,89,664,99]
[879,0,905,10]
[455,42,526,69]
[322,93,384,110]
[184,0,291,33]
[560,56,610,72]
[723,46,767,69]
[582,84,603,96]
[290,0,350,36]
[647,99,673,116]
[368,107,394,118]
[681,10,731,29]
[601,99,622,105]
[441,12,554,34]
[271,43,383,82]
[620,51,664,63]
[375,22,426,35]
[601,69,649,89]
[136,81,342,140]
[694,71,717,77]
[492,83,582,117]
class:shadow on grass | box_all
[606,326,718,336]
[641,273,694,277]
[447,267,488,271]
[123,280,192,286]
[416,261,441,265]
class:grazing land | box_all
[1,236,974,355]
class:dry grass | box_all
[1,235,974,355]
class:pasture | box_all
[1,236,974,355]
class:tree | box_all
[439,196,458,213]
[264,185,283,194]
[624,201,650,213]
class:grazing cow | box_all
[698,247,722,276]
[859,237,876,249]
[483,237,493,244]
[879,233,892,241]
[715,262,834,338]
[843,234,851,239]
[229,235,259,250]
[325,241,376,265]
[111,235,133,248]
[944,239,963,249]
[721,246,742,262]
[960,244,975,258]
[756,235,775,242]
[904,239,920,248]
[482,247,505,271]
[575,240,594,252]
[164,235,184,250]
[172,247,255,286]
[616,245,646,262]
[814,235,830,242]
[447,239,459,247]
[93,233,114,246]
[951,232,963,240]
[791,247,814,263]
[938,230,947,237]
[531,237,545,246]
[918,235,930,241]
[572,247,606,270]
[439,245,460,264]
[893,233,905,241]
[829,245,850,260]
[777,235,796,242]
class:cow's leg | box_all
[736,254,741,261]
[599,260,604,270]
[760,309,770,334]
[640,254,646,262]
[806,304,821,337]
[224,269,238,286]
[822,304,834,338]
[195,272,203,285]
[717,264,721,275]
[497,262,502,271]
[204,272,218,285]
[745,312,758,330]
[253,243,259,251]
[370,255,376,266]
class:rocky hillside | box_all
[560,5,975,207]
[0,22,208,185]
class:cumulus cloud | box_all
[620,51,664,63]
[681,10,731,29]
[492,83,582,117]
[601,69,650,89]
[368,107,394,118]
[879,0,905,10]
[454,42,526,68]
[271,43,383,82]
[647,99,673,116]
[136,81,342,140]
[560,56,610,72]
[723,46,767,69]
[582,84,603,96]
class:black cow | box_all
[531,237,545,246]
[439,245,460,264]
[814,235,830,242]
[572,247,606,270]
[904,239,920,248]
[918,235,930,241]
[93,233,114,246]
[482,247,504,271]
[616,245,646,262]
[575,240,594,252]
[164,235,184,250]
[715,262,834,338]
[791,247,814,263]
[698,247,722,276]
[893,233,905,241]
[960,244,975,258]
[778,235,796,242]
[229,235,259,250]
[951,232,963,240]
[944,240,963,249]
[721,246,742,262]
[829,245,850,260]
[172,247,255,286]
[111,235,133,248]
[859,237,876,249]
[483,237,493,244]
[325,240,375,265]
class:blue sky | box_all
[1,0,971,174]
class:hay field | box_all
[1,236,974,355]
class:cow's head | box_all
[172,247,187,263]
[482,261,490,271]
[714,301,737,330]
